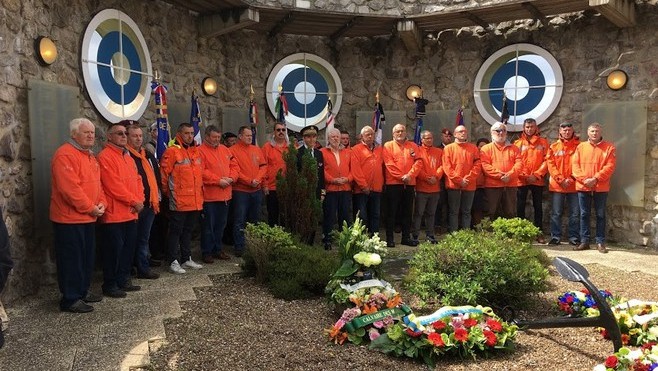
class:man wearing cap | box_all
[572,123,616,253]
[230,126,267,257]
[514,118,549,243]
[546,122,581,246]
[480,122,522,219]
[443,125,481,232]
[351,126,384,235]
[262,122,289,226]
[383,123,423,247]
[98,122,144,297]
[297,125,325,200]
[50,118,106,313]
[222,132,238,148]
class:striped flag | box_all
[413,97,428,145]
[151,81,171,159]
[371,102,385,146]
[274,85,288,123]
[190,93,202,145]
[455,107,464,127]
[501,94,510,124]
[324,98,335,144]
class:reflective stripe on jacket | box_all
[160,140,204,211]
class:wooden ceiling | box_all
[161,0,637,39]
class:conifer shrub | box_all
[404,229,550,309]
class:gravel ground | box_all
[149,264,658,371]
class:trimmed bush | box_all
[243,222,296,283]
[491,217,541,243]
[404,229,549,309]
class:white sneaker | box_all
[169,260,186,274]
[181,258,203,270]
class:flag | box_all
[371,90,385,145]
[413,97,428,145]
[190,93,202,145]
[324,98,335,144]
[249,85,258,145]
[455,107,464,127]
[274,86,288,123]
[501,94,510,124]
[151,80,171,159]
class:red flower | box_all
[600,328,610,339]
[633,361,650,371]
[486,318,503,333]
[432,321,446,331]
[405,328,423,338]
[581,288,590,295]
[428,332,445,347]
[464,318,478,328]
[641,342,658,352]
[566,296,574,303]
[483,330,497,347]
[454,328,469,342]
[621,334,630,345]
[604,355,618,368]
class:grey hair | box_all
[360,126,374,135]
[69,118,95,136]
[327,128,341,137]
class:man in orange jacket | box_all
[546,122,581,246]
[572,123,616,253]
[412,130,443,244]
[230,126,267,257]
[160,123,204,273]
[50,118,106,313]
[480,122,523,219]
[321,128,353,249]
[98,122,144,298]
[262,122,289,227]
[514,118,549,243]
[443,125,481,232]
[199,125,239,263]
[351,126,384,235]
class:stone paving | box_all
[0,243,656,370]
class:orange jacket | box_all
[443,142,481,191]
[514,133,549,186]
[546,136,580,193]
[98,144,144,223]
[383,140,423,186]
[480,142,522,188]
[262,140,289,191]
[321,147,353,192]
[199,142,239,202]
[50,142,106,224]
[230,141,267,193]
[572,139,616,192]
[415,145,444,193]
[160,137,204,211]
[351,143,384,194]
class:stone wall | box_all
[0,0,656,302]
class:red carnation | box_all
[486,318,503,333]
[464,318,478,328]
[483,330,497,347]
[432,321,446,331]
[428,332,445,347]
[405,328,423,338]
[621,334,630,345]
[604,355,618,368]
[454,328,469,342]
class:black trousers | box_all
[385,184,415,242]
[167,210,200,264]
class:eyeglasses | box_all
[111,131,127,136]
[275,128,286,132]
[560,123,573,128]
[493,129,506,133]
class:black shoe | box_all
[103,289,127,298]
[0,327,4,349]
[63,299,94,313]
[83,292,103,303]
[569,239,580,246]
[548,237,560,246]
[386,240,395,248]
[401,239,418,247]
[427,236,438,244]
[136,271,160,280]
[119,284,141,292]
[149,258,162,267]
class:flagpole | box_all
[151,69,171,159]
[249,84,258,145]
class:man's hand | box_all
[89,204,105,217]
[131,202,144,214]
[426,176,437,185]
[500,173,511,183]
[527,174,537,183]
[219,178,231,188]
[560,178,573,189]
[460,179,469,188]
[251,179,261,188]
[401,174,411,184]
[584,177,598,188]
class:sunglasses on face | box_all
[112,131,127,136]
[493,129,506,133]
[275,128,286,132]
[560,123,573,128]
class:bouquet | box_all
[557,289,615,317]
[593,343,658,371]
[601,300,658,347]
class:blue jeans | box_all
[135,207,156,275]
[353,192,381,235]
[201,201,230,256]
[323,191,352,244]
[550,192,579,242]
[232,190,263,253]
[578,191,608,244]
[100,221,138,292]
[53,222,95,309]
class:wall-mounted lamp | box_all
[406,84,422,101]
[35,36,58,66]
[202,77,218,95]
[606,69,628,90]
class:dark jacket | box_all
[297,146,325,198]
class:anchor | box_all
[512,256,622,352]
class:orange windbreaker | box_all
[546,136,580,193]
[442,141,481,191]
[199,142,239,202]
[160,136,204,211]
[98,143,144,223]
[572,139,617,192]
[351,143,384,194]
[262,140,289,191]
[383,140,423,186]
[415,145,444,193]
[480,142,522,188]
[514,133,549,186]
[230,141,267,193]
[50,142,106,224]
[321,147,353,192]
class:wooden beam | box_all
[330,16,363,41]
[589,0,636,27]
[459,11,490,29]
[521,2,548,24]
[397,20,421,54]
[198,8,259,38]
[268,12,295,39]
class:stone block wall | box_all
[0,0,656,302]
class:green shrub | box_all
[243,222,296,283]
[404,229,549,309]
[491,217,541,243]
[268,244,339,300]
